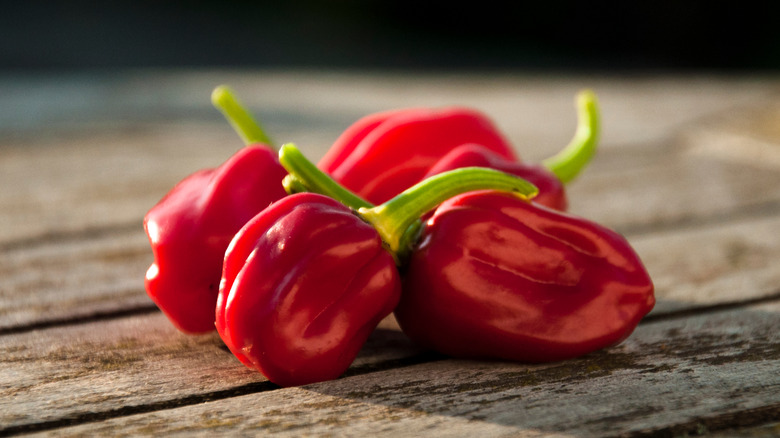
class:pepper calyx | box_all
[278,144,537,266]
[278,143,372,210]
[359,167,539,262]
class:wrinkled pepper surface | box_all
[319,90,599,209]
[395,190,655,363]
[318,107,519,205]
[144,146,288,333]
[215,144,539,386]
[143,86,286,333]
[215,192,401,387]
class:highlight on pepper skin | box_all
[142,87,653,387]
[143,145,288,334]
[215,193,402,387]
[395,190,654,364]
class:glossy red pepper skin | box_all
[318,107,519,205]
[216,193,401,387]
[423,144,568,211]
[144,145,287,334]
[395,191,654,363]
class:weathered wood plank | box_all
[631,212,780,313]
[14,302,779,437]
[568,143,780,233]
[0,313,421,431]
[0,227,151,330]
[3,125,778,251]
[3,199,779,330]
[2,121,778,250]
[3,72,780,438]
[0,124,255,246]
[3,72,777,153]
[2,75,780,247]
[707,421,780,438]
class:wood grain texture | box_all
[2,72,780,436]
[2,73,779,247]
[13,302,778,437]
[0,313,422,431]
[633,213,780,313]
[3,72,777,153]
[3,194,779,330]
[0,227,151,330]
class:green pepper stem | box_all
[542,89,600,184]
[359,168,539,261]
[282,174,311,196]
[279,144,537,265]
[278,143,372,210]
[211,85,274,147]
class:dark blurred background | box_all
[1,1,779,72]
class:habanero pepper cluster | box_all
[143,86,655,387]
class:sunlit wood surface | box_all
[1,70,779,437]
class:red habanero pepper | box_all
[318,106,519,205]
[215,144,539,386]
[143,86,286,334]
[314,108,409,173]
[144,146,288,334]
[215,192,400,387]
[422,90,601,212]
[395,190,655,363]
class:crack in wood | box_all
[0,221,142,253]
[4,289,778,337]
[0,304,159,336]
[0,352,443,437]
[617,402,780,438]
[1,300,777,435]
[1,194,780,253]
[613,199,780,238]
[0,380,278,437]
[641,290,780,324]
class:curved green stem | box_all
[359,168,538,261]
[211,85,274,147]
[282,174,311,196]
[279,144,537,266]
[278,143,372,210]
[542,89,600,184]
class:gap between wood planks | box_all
[3,196,780,255]
[1,296,779,436]
[613,198,780,239]
[2,194,780,337]
[2,190,778,434]
[0,351,446,437]
[0,222,142,253]
[621,403,780,438]
[2,306,778,438]
[5,288,780,338]
[3,400,778,438]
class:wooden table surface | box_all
[1,70,779,437]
